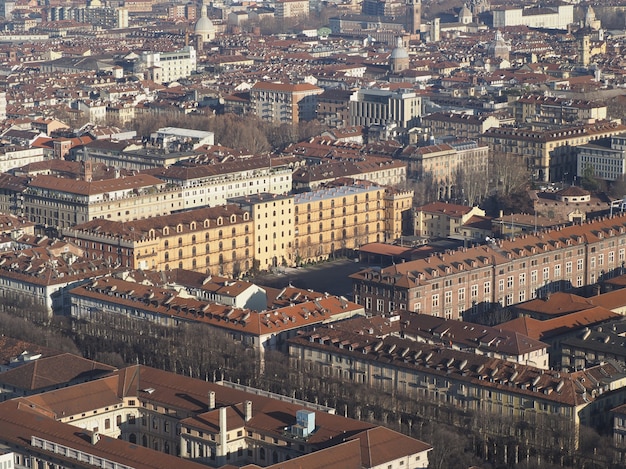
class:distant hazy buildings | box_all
[491,4,573,30]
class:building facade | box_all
[351,214,626,318]
[249,82,323,125]
[349,88,422,130]
[62,205,254,276]
[481,121,626,182]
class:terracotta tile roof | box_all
[28,173,164,196]
[0,336,61,368]
[289,332,624,407]
[514,292,595,316]
[0,400,208,469]
[348,426,431,467]
[70,277,363,337]
[0,353,115,392]
[499,307,621,341]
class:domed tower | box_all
[458,4,472,24]
[487,30,510,61]
[389,37,410,73]
[194,0,215,44]
[585,5,601,30]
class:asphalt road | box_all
[251,259,366,299]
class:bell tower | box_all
[405,0,421,35]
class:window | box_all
[445,291,452,305]
[531,270,538,283]
[376,299,384,312]
[484,282,490,295]
[566,261,572,274]
[507,276,513,288]
[519,273,526,286]
[577,259,584,271]
[105,418,111,430]
[432,294,439,307]
[458,288,465,302]
[498,279,504,292]
[543,267,549,281]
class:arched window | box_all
[192,246,196,256]
[192,235,196,244]
[245,236,249,246]
[219,230,223,239]
[232,239,236,249]
[178,237,183,247]
[164,240,169,249]
[232,252,236,261]
[129,434,137,444]
[205,232,210,241]
[232,227,236,236]
[219,241,223,250]
[260,448,266,460]
[165,253,169,262]
[142,435,147,447]
[178,249,183,259]
[205,244,209,254]
[219,254,224,264]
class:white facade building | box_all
[577,134,626,182]
[136,46,197,84]
[492,4,573,30]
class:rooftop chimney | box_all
[244,400,252,422]
[208,391,216,410]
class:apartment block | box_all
[288,326,626,440]
[70,276,363,352]
[274,0,309,19]
[22,173,174,228]
[512,95,607,125]
[421,112,500,140]
[481,121,626,183]
[152,156,295,211]
[293,184,386,264]
[349,88,422,130]
[62,205,254,276]
[229,193,295,270]
[398,140,489,200]
[0,243,118,315]
[0,145,45,173]
[577,133,626,182]
[136,46,197,84]
[414,201,486,240]
[249,82,323,125]
[351,213,626,318]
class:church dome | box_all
[390,37,409,60]
[459,4,472,24]
[195,4,215,42]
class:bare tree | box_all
[490,150,530,196]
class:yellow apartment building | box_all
[229,194,295,270]
[384,188,414,242]
[292,184,386,264]
[62,205,254,277]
